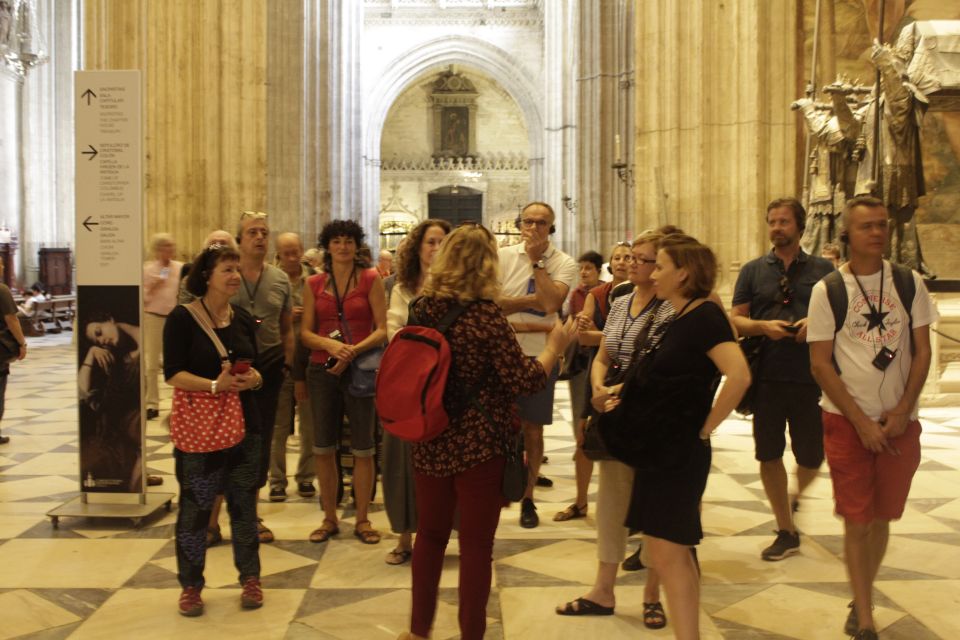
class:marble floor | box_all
[2,332,960,639]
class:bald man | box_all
[268,233,317,501]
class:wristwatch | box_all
[532,258,546,270]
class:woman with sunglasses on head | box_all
[396,223,576,640]
[383,218,452,566]
[602,234,750,640]
[164,245,265,616]
[557,231,671,627]
[302,220,388,546]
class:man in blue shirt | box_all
[732,198,835,561]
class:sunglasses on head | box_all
[779,276,794,305]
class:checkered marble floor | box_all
[2,332,960,639]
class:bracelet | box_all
[251,372,264,391]
[81,363,91,368]
[211,379,218,395]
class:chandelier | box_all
[0,0,48,78]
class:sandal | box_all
[309,518,340,543]
[256,518,274,544]
[353,520,382,545]
[643,602,667,629]
[556,597,614,616]
[206,525,222,547]
[385,547,412,565]
[553,503,588,522]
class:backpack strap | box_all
[823,270,847,336]
[890,263,916,354]
[408,296,472,334]
[822,270,847,375]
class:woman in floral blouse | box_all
[397,224,575,640]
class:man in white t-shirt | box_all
[808,196,937,640]
[497,202,578,528]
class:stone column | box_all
[578,0,635,255]
[633,0,798,292]
[266,0,304,243]
[0,69,21,282]
[542,0,576,253]
[320,0,368,242]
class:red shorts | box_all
[822,410,921,524]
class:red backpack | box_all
[376,300,471,442]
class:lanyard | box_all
[619,292,657,349]
[242,266,264,305]
[328,268,357,331]
[851,262,886,335]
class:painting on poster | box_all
[77,285,143,493]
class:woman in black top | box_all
[164,245,264,617]
[606,234,749,640]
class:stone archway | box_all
[362,36,544,247]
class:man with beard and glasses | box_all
[731,198,834,561]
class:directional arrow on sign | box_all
[81,145,98,160]
[81,88,97,105]
[82,216,99,232]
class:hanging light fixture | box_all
[0,0,46,76]
[15,0,46,69]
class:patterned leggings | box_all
[174,434,261,588]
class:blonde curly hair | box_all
[423,224,500,303]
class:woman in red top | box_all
[396,224,576,640]
[301,220,388,545]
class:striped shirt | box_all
[603,293,675,369]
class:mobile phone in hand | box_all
[784,324,800,334]
[230,358,252,375]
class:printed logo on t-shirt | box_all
[847,289,903,347]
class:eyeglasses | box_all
[615,241,632,248]
[519,218,550,228]
[779,276,794,305]
[240,210,269,221]
[625,255,656,265]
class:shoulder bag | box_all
[169,304,246,453]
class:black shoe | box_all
[622,545,644,571]
[845,602,859,637]
[0,435,8,445]
[541,455,549,464]
[297,482,316,498]
[535,475,553,488]
[146,475,163,486]
[146,408,160,420]
[268,487,287,502]
[761,529,800,561]
[520,498,539,528]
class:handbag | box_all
[169,303,246,453]
[735,336,765,415]
[0,328,20,365]
[581,361,629,461]
[348,345,384,397]
[501,431,527,503]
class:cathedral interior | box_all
[1,1,960,638]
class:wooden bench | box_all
[30,296,75,335]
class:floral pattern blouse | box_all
[410,297,548,476]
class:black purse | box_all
[735,336,765,415]
[581,361,629,461]
[501,431,527,502]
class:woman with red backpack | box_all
[396,223,575,640]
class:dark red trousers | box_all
[411,456,505,640]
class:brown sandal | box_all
[256,518,274,543]
[553,503,588,522]
[309,518,339,543]
[353,520,382,545]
